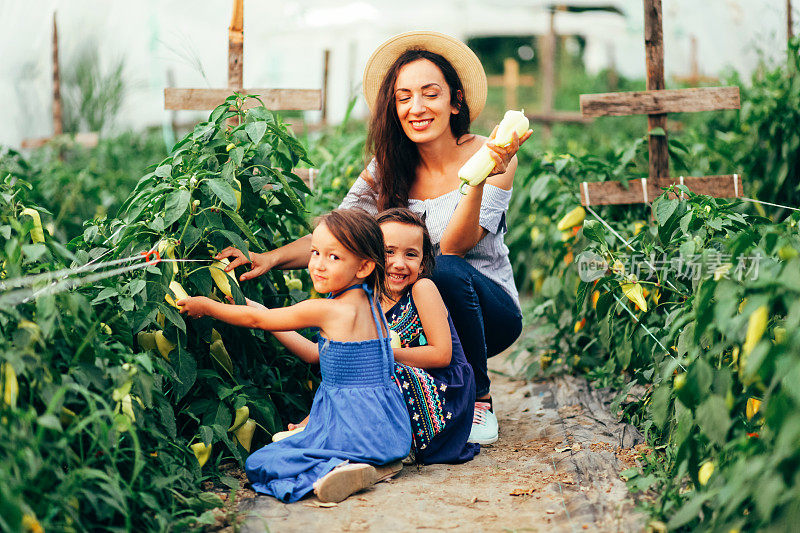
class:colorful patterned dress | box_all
[386,290,480,464]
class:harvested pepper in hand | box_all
[165,280,189,309]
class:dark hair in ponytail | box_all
[315,209,387,300]
[367,49,471,211]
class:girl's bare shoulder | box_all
[411,278,445,304]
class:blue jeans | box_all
[431,255,522,398]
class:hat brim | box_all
[363,31,487,123]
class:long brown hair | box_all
[315,209,387,300]
[367,49,471,211]
[376,208,435,278]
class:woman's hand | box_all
[486,127,533,177]
[215,247,273,281]
[176,296,214,319]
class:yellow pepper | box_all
[557,206,586,231]
[233,177,242,211]
[137,331,157,351]
[209,258,239,298]
[158,239,179,276]
[285,277,303,291]
[228,406,250,432]
[743,305,768,357]
[235,419,257,452]
[165,280,189,309]
[746,398,762,421]
[621,282,648,312]
[154,331,175,361]
[698,461,715,486]
[458,110,529,192]
[574,318,586,333]
[20,208,45,243]
[191,442,212,468]
[591,291,600,309]
[22,514,43,533]
[1,362,19,408]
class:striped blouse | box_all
[338,159,520,310]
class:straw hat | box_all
[362,31,487,122]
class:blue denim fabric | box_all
[431,255,523,397]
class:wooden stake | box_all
[643,0,668,181]
[540,8,557,138]
[503,57,520,110]
[228,0,244,89]
[789,0,794,42]
[321,49,330,124]
[52,13,62,136]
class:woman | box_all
[218,31,530,445]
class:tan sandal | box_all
[313,463,380,503]
[374,460,403,482]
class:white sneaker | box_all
[468,401,498,444]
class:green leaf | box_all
[206,179,238,210]
[155,164,173,178]
[582,220,606,244]
[221,208,262,251]
[649,385,672,430]
[668,494,710,529]
[655,198,678,226]
[165,189,191,227]
[649,127,666,136]
[245,121,267,144]
[696,394,731,446]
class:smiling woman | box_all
[217,31,531,446]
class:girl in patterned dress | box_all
[270,209,479,464]
[378,208,479,464]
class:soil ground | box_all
[236,353,647,532]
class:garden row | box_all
[505,41,800,531]
[0,95,317,532]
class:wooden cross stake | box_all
[164,0,322,113]
[22,12,99,149]
[577,0,742,207]
[487,58,535,110]
[527,6,593,135]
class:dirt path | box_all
[240,355,646,532]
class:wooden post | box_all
[539,8,557,137]
[228,0,243,90]
[643,0,668,181]
[321,49,330,124]
[607,42,618,91]
[503,57,520,110]
[789,0,794,43]
[52,13,62,136]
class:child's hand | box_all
[176,296,214,318]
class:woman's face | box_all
[394,58,459,144]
